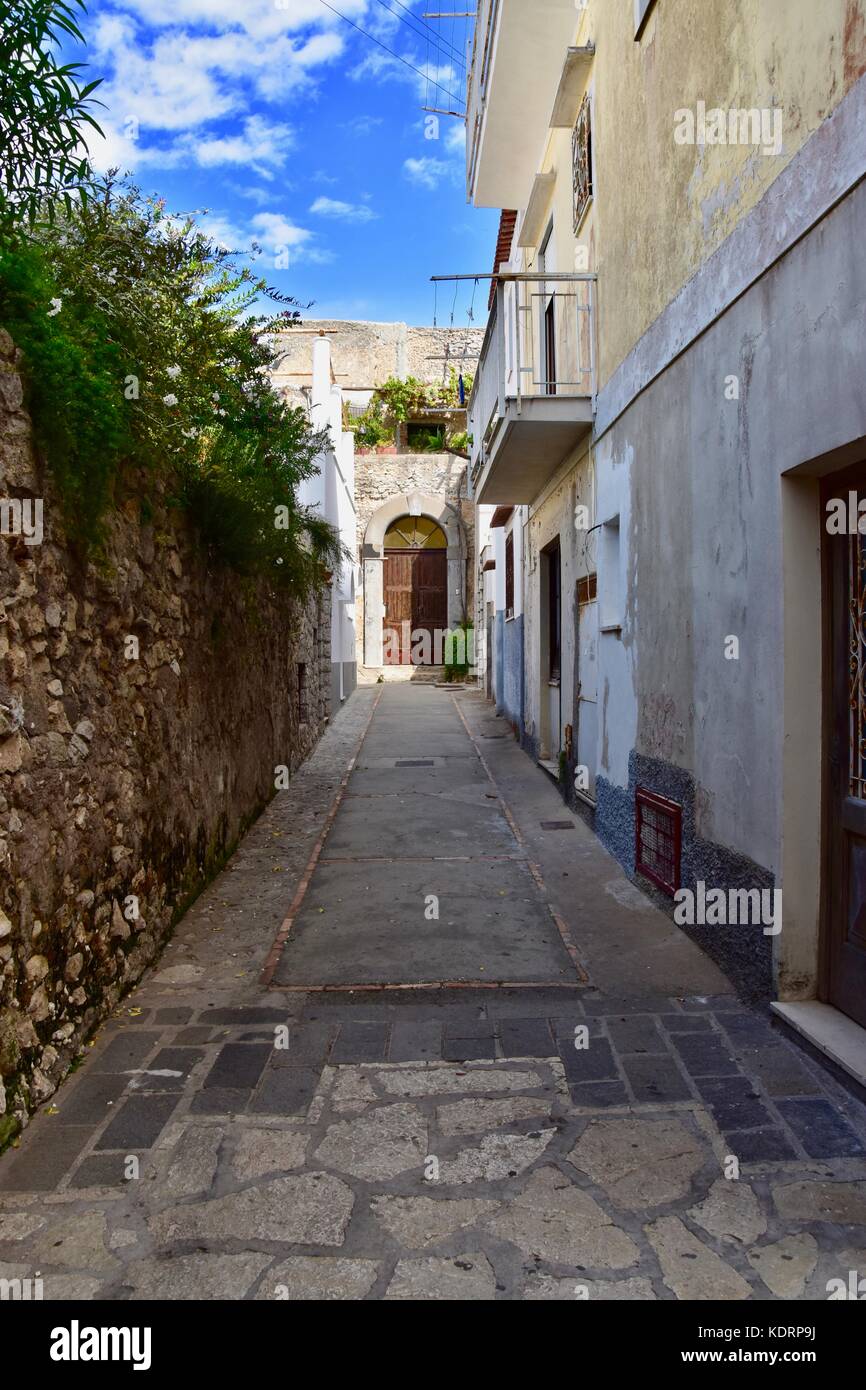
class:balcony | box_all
[468,273,596,505]
[466,0,579,208]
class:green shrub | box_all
[0,239,131,545]
[443,620,474,680]
[0,178,341,587]
[352,399,392,450]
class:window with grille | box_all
[505,531,515,619]
[572,94,593,233]
[635,787,682,895]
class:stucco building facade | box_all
[465,0,866,1077]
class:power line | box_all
[372,0,466,69]
[317,0,465,107]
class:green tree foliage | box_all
[0,0,104,227]
[0,178,340,587]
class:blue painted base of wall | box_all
[596,751,774,1002]
[494,613,524,738]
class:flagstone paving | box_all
[1,686,866,1300]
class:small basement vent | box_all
[577,573,597,604]
[635,787,682,896]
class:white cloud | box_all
[192,116,296,174]
[92,113,298,179]
[349,48,461,109]
[445,122,466,154]
[108,0,369,42]
[187,208,333,267]
[310,196,378,223]
[195,212,250,252]
[403,156,452,190]
[85,0,375,175]
[250,212,313,252]
[341,114,384,136]
[227,182,280,205]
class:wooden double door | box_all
[383,548,448,665]
[824,465,866,1029]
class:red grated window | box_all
[635,787,682,896]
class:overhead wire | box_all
[370,0,466,69]
[317,0,464,108]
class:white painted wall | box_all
[594,432,637,791]
[305,335,357,697]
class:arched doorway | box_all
[383,516,448,665]
[361,492,464,669]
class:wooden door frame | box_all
[819,461,866,1017]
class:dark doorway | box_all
[544,300,557,395]
[547,539,561,682]
[823,464,866,1029]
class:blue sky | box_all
[74,0,498,326]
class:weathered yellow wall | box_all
[586,0,866,383]
[516,0,866,383]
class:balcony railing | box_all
[469,272,597,502]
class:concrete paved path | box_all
[271,685,579,988]
[2,686,866,1301]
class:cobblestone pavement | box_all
[1,687,865,1300]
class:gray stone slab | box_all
[389,1021,443,1061]
[51,1072,130,1125]
[88,1031,163,1073]
[620,1056,693,1104]
[273,858,576,987]
[0,1126,93,1190]
[95,1094,178,1150]
[607,1016,667,1054]
[272,1022,338,1063]
[68,1154,137,1189]
[136,1047,204,1091]
[442,1037,496,1061]
[149,1173,354,1247]
[204,1044,271,1092]
[249,1065,321,1116]
[189,1087,249,1116]
[499,1018,556,1058]
[330,1021,390,1063]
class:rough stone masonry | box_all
[0,328,330,1143]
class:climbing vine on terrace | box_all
[375,368,474,421]
[350,368,474,452]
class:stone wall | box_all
[271,321,483,399]
[0,331,330,1143]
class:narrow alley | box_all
[2,687,864,1302]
